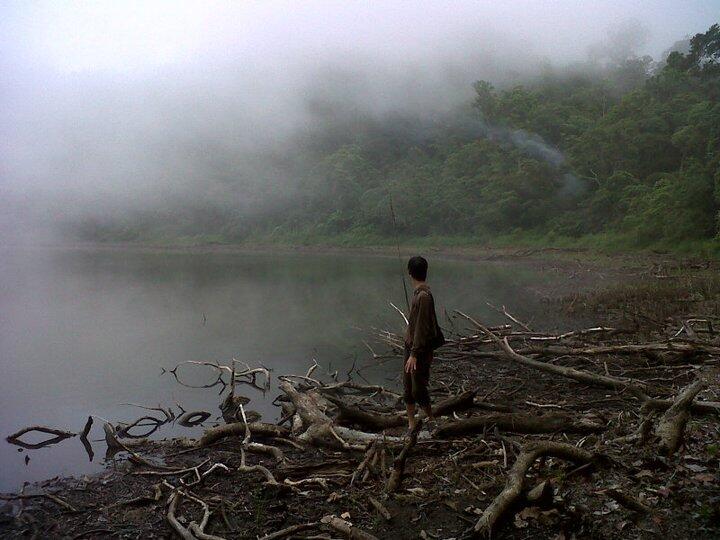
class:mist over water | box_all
[0,246,576,490]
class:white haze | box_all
[0,0,717,241]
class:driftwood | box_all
[6,426,76,449]
[456,311,648,395]
[474,441,596,536]
[641,396,720,416]
[167,487,226,540]
[102,422,148,452]
[258,522,320,540]
[386,421,422,493]
[197,422,289,447]
[435,412,604,437]
[655,380,706,455]
[320,515,379,540]
[0,492,78,512]
[330,390,477,431]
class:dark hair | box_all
[407,256,428,281]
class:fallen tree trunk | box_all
[330,390,477,431]
[197,422,289,447]
[435,412,604,438]
[474,441,596,537]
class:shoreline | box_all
[3,238,697,267]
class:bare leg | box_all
[406,404,417,430]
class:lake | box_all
[0,246,567,491]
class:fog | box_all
[0,1,716,242]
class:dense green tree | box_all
[78,23,720,250]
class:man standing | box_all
[403,256,443,430]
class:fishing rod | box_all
[388,190,410,312]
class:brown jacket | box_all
[404,284,440,355]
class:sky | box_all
[0,0,718,240]
[3,1,718,74]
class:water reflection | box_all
[0,247,561,490]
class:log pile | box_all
[3,310,719,539]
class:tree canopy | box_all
[78,23,720,251]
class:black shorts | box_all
[403,345,432,407]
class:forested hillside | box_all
[78,24,720,252]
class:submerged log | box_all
[6,425,76,450]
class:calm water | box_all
[0,246,560,491]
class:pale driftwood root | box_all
[278,380,331,427]
[0,492,78,512]
[280,379,405,450]
[474,441,596,537]
[246,441,285,463]
[655,380,706,455]
[197,422,289,447]
[258,522,321,540]
[102,422,147,451]
[167,488,227,540]
[295,422,392,451]
[320,515,379,540]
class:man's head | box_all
[407,256,428,282]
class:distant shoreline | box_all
[6,240,704,301]
[0,239,688,266]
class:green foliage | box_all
[622,162,716,243]
[79,24,720,254]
